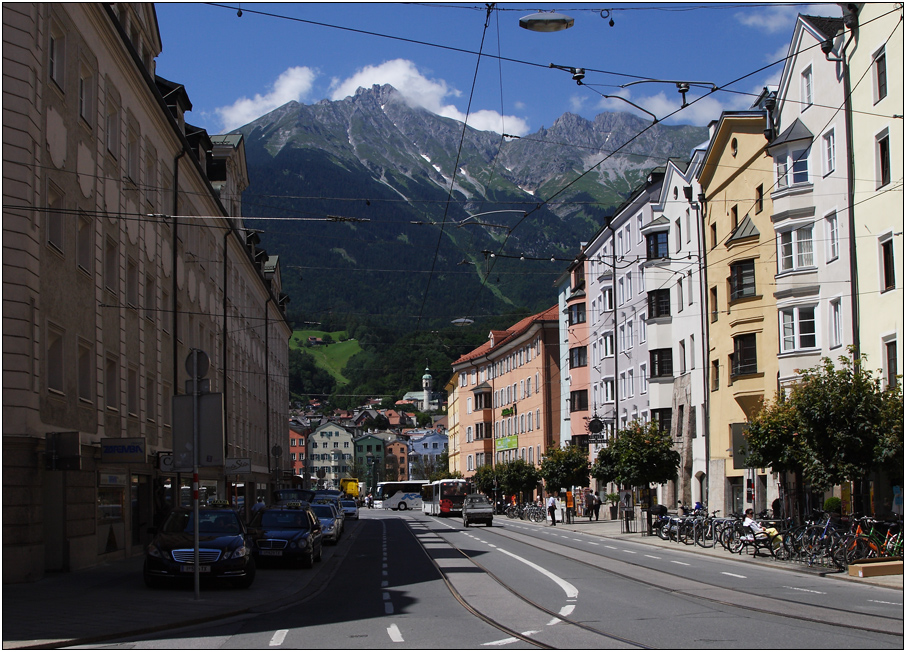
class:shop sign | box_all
[225,458,251,475]
[99,469,128,486]
[100,438,146,464]
[495,435,518,451]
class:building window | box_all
[711,360,720,390]
[781,306,817,352]
[570,390,588,413]
[78,64,94,124]
[755,184,764,214]
[47,325,64,394]
[105,354,118,409]
[675,218,682,252]
[779,226,814,272]
[877,130,891,188]
[46,183,64,253]
[776,148,809,188]
[651,408,672,436]
[884,339,898,388]
[569,346,587,369]
[639,314,647,342]
[731,205,738,231]
[162,382,171,426]
[646,231,669,260]
[77,212,92,272]
[679,340,687,374]
[874,47,888,103]
[640,363,648,394]
[603,378,614,402]
[126,258,138,308]
[881,237,896,291]
[823,129,836,176]
[731,334,758,376]
[128,366,139,416]
[75,342,95,407]
[729,259,756,300]
[49,23,65,89]
[105,237,118,294]
[801,66,813,109]
[105,100,120,156]
[825,212,839,262]
[569,302,586,325]
[648,289,671,318]
[830,299,843,348]
[650,349,673,378]
[710,223,718,249]
[602,288,613,311]
[603,333,614,357]
[710,286,718,323]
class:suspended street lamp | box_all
[519,11,575,32]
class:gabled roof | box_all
[800,15,844,42]
[727,215,760,243]
[768,118,814,150]
[453,305,559,366]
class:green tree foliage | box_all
[591,421,680,488]
[539,445,590,491]
[746,353,904,489]
[470,465,498,496]
[498,459,542,499]
[288,348,337,402]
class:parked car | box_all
[143,501,255,588]
[341,499,359,520]
[462,494,494,527]
[311,503,342,544]
[272,488,316,505]
[248,502,323,568]
[314,496,345,532]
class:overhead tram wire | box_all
[414,3,495,333]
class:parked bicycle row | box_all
[650,506,903,570]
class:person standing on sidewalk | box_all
[592,493,601,521]
[547,492,558,526]
[565,490,574,524]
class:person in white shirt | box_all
[546,492,558,527]
[743,508,780,548]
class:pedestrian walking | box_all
[547,492,557,526]
[592,493,601,521]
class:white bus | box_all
[421,479,470,516]
[375,481,426,511]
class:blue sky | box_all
[154,2,837,136]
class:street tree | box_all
[539,445,590,492]
[499,459,542,500]
[470,465,498,496]
[591,420,680,489]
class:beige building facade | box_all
[699,109,780,516]
[2,3,292,582]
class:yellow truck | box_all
[339,477,359,498]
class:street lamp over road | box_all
[519,11,574,32]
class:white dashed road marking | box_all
[269,630,288,646]
[722,572,747,579]
[387,624,404,642]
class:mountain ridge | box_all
[237,84,708,330]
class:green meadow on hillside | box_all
[290,330,361,385]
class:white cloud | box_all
[734,5,801,34]
[330,59,530,136]
[215,66,317,131]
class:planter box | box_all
[848,560,903,578]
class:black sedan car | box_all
[144,502,255,589]
[249,502,323,568]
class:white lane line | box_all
[381,580,388,587]
[496,547,579,599]
[383,592,391,601]
[387,624,404,642]
[782,586,825,594]
[722,572,747,579]
[868,599,902,605]
[645,555,661,560]
[622,550,637,554]
[604,545,617,549]
[545,617,562,626]
[670,560,690,566]
[559,604,575,617]
[588,542,599,545]
[483,637,518,646]
[384,601,394,614]
[269,630,288,647]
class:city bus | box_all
[375,481,426,511]
[421,479,471,516]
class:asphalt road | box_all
[80,509,904,650]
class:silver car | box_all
[341,499,359,520]
[311,503,341,544]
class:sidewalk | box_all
[2,549,337,650]
[546,513,904,589]
[2,515,900,649]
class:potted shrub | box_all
[604,492,621,520]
